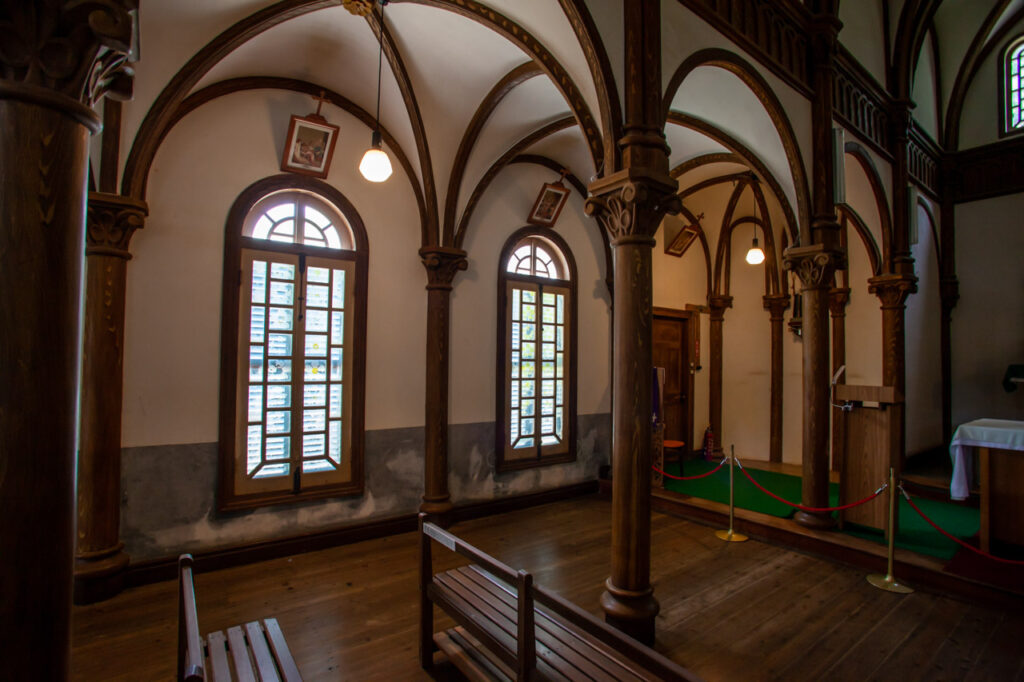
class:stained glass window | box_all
[222,181,365,508]
[1007,39,1024,132]
[498,230,576,471]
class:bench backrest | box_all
[178,554,206,682]
[420,514,700,682]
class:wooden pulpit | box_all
[835,384,903,532]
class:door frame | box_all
[653,306,696,455]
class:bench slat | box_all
[228,626,258,682]
[450,627,516,681]
[435,572,569,681]
[245,621,281,682]
[264,618,303,682]
[207,631,232,682]
[435,629,512,682]
[429,581,520,670]
[456,567,635,682]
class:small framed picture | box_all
[526,181,570,227]
[280,114,339,179]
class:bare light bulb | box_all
[359,130,392,182]
[745,237,765,265]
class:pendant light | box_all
[745,180,765,265]
[359,0,393,182]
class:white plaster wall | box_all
[912,39,941,142]
[905,201,943,454]
[721,236,772,461]
[841,153,885,388]
[952,193,1024,424]
[122,89,426,447]
[450,163,611,425]
[839,0,888,84]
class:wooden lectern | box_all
[835,384,903,532]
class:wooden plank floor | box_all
[71,495,1024,681]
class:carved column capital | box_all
[708,295,733,319]
[868,272,918,309]
[784,244,847,291]
[889,98,914,144]
[0,1,138,106]
[420,246,467,291]
[828,287,851,316]
[585,169,680,245]
[763,293,791,320]
[86,193,146,259]
[939,276,960,314]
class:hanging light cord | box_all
[373,0,386,134]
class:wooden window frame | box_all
[1000,35,1024,138]
[496,227,578,473]
[218,175,369,511]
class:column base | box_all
[600,579,659,646]
[73,546,130,604]
[420,498,453,526]
[794,510,836,530]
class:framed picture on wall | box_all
[280,114,340,179]
[526,181,570,227]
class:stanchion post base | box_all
[715,529,748,543]
[866,573,913,593]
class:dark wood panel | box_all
[652,314,691,447]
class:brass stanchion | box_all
[867,467,913,593]
[716,445,748,543]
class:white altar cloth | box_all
[949,418,1024,500]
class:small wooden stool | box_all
[663,440,685,464]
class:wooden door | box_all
[653,310,693,452]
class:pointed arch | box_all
[668,111,801,244]
[843,140,893,272]
[662,48,811,244]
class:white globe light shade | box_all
[359,146,392,182]
[745,239,765,265]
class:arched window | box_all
[496,229,577,471]
[1004,37,1024,134]
[219,177,368,509]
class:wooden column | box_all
[828,287,850,472]
[763,294,790,463]
[0,6,134,675]
[75,193,146,604]
[583,0,679,646]
[779,1,846,529]
[868,273,917,471]
[0,84,97,682]
[888,101,916,276]
[808,0,843,251]
[419,247,467,520]
[784,246,844,529]
[708,295,733,457]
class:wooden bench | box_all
[418,515,701,681]
[178,554,303,682]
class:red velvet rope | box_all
[901,488,1024,565]
[736,461,886,512]
[652,458,726,481]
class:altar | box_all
[950,418,1024,552]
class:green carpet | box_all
[661,460,836,519]
[660,460,978,560]
[845,497,979,560]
